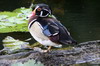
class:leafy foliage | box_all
[3,36,29,52]
[0,7,32,33]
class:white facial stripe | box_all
[40,11,43,16]
[43,9,48,11]
[28,6,39,18]
[45,13,49,17]
[35,6,51,17]
[35,6,39,10]
[43,9,51,14]
[39,11,49,17]
[28,19,37,29]
[40,13,49,17]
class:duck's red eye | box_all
[37,8,42,11]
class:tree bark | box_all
[0,40,100,66]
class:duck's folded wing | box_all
[42,19,77,44]
[42,22,60,42]
[43,22,59,36]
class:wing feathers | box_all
[38,18,77,44]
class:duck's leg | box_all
[47,46,52,51]
[42,46,52,52]
[33,46,52,52]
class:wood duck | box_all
[28,4,77,52]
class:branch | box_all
[0,40,100,66]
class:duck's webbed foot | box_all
[33,46,52,52]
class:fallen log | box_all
[0,40,100,66]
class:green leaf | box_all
[3,36,29,52]
[0,7,32,33]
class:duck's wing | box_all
[42,18,77,44]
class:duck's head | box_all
[30,4,52,18]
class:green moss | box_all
[30,42,43,48]
[0,23,28,33]
[0,7,32,33]
[13,7,32,13]
[0,12,17,17]
[3,36,29,52]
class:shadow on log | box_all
[0,40,100,66]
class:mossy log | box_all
[0,40,100,66]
